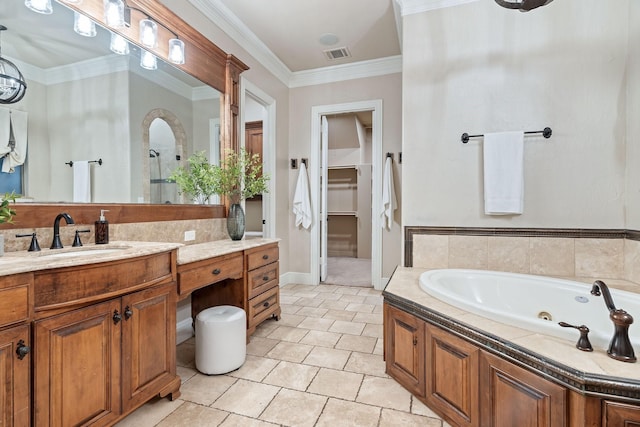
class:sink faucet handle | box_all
[559,321,593,352]
[15,233,41,252]
[72,229,91,247]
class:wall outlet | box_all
[184,230,196,241]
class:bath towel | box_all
[381,156,397,229]
[483,131,524,215]
[0,109,28,173]
[293,162,312,229]
[73,161,91,203]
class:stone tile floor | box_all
[116,283,451,426]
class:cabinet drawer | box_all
[0,273,32,327]
[178,253,243,295]
[248,286,279,327]
[247,262,279,299]
[246,244,279,271]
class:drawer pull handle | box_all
[16,340,30,360]
[263,301,270,308]
[262,254,269,260]
[263,275,270,281]
[113,310,122,324]
[212,268,221,275]
[124,306,133,320]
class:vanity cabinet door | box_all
[384,303,426,397]
[425,324,480,427]
[480,350,567,427]
[603,401,640,426]
[34,299,122,427]
[0,324,30,427]
[121,282,178,411]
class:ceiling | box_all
[215,0,402,73]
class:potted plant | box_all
[167,151,218,204]
[0,191,18,256]
[211,148,269,240]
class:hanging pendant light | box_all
[104,0,126,27]
[74,12,97,37]
[0,26,27,104]
[494,0,554,11]
[140,50,157,70]
[139,19,158,48]
[110,33,130,55]
[168,38,185,64]
[24,0,52,14]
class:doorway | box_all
[310,100,384,290]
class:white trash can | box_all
[195,305,247,375]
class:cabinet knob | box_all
[262,254,269,260]
[413,337,418,346]
[113,310,122,324]
[263,275,270,281]
[263,301,270,308]
[124,306,133,320]
[16,340,30,360]
[212,268,221,275]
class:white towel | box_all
[0,109,28,173]
[293,162,312,229]
[73,161,91,203]
[483,131,524,215]
[381,156,397,229]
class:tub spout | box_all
[591,280,636,363]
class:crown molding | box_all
[289,55,402,88]
[396,0,480,16]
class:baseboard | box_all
[280,271,316,286]
[176,318,194,345]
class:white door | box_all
[320,116,329,281]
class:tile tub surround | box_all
[385,267,640,400]
[115,284,451,427]
[406,227,640,288]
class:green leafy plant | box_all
[0,191,17,224]
[167,151,218,204]
[168,149,269,205]
[212,148,269,204]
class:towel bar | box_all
[66,159,103,167]
[461,127,552,144]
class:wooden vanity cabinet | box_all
[245,243,280,335]
[384,303,425,397]
[603,401,640,426]
[0,272,33,427]
[34,282,177,426]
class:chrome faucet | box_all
[50,212,75,249]
[591,280,636,362]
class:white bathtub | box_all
[419,269,640,350]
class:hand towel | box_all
[73,161,91,203]
[483,131,524,215]
[381,156,397,229]
[2,110,28,173]
[293,162,312,229]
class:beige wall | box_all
[627,2,640,230]
[402,0,628,231]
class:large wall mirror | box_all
[0,0,240,206]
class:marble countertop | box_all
[384,266,640,398]
[1,241,183,276]
[177,237,279,265]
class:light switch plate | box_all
[184,230,196,241]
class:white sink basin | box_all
[43,248,127,258]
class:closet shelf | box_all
[328,211,357,217]
[328,165,358,170]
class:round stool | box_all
[195,305,247,375]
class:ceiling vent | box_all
[323,47,351,61]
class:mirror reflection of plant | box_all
[0,191,18,224]
[167,151,217,204]
[214,148,269,205]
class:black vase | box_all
[227,203,245,240]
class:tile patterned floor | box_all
[116,284,451,427]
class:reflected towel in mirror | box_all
[73,160,91,203]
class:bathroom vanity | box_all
[0,242,182,426]
[384,267,640,427]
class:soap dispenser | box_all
[95,210,109,244]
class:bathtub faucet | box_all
[591,280,636,362]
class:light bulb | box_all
[74,12,97,37]
[140,51,157,70]
[110,33,129,55]
[24,0,52,14]
[139,19,157,48]
[168,39,185,64]
[104,0,125,28]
